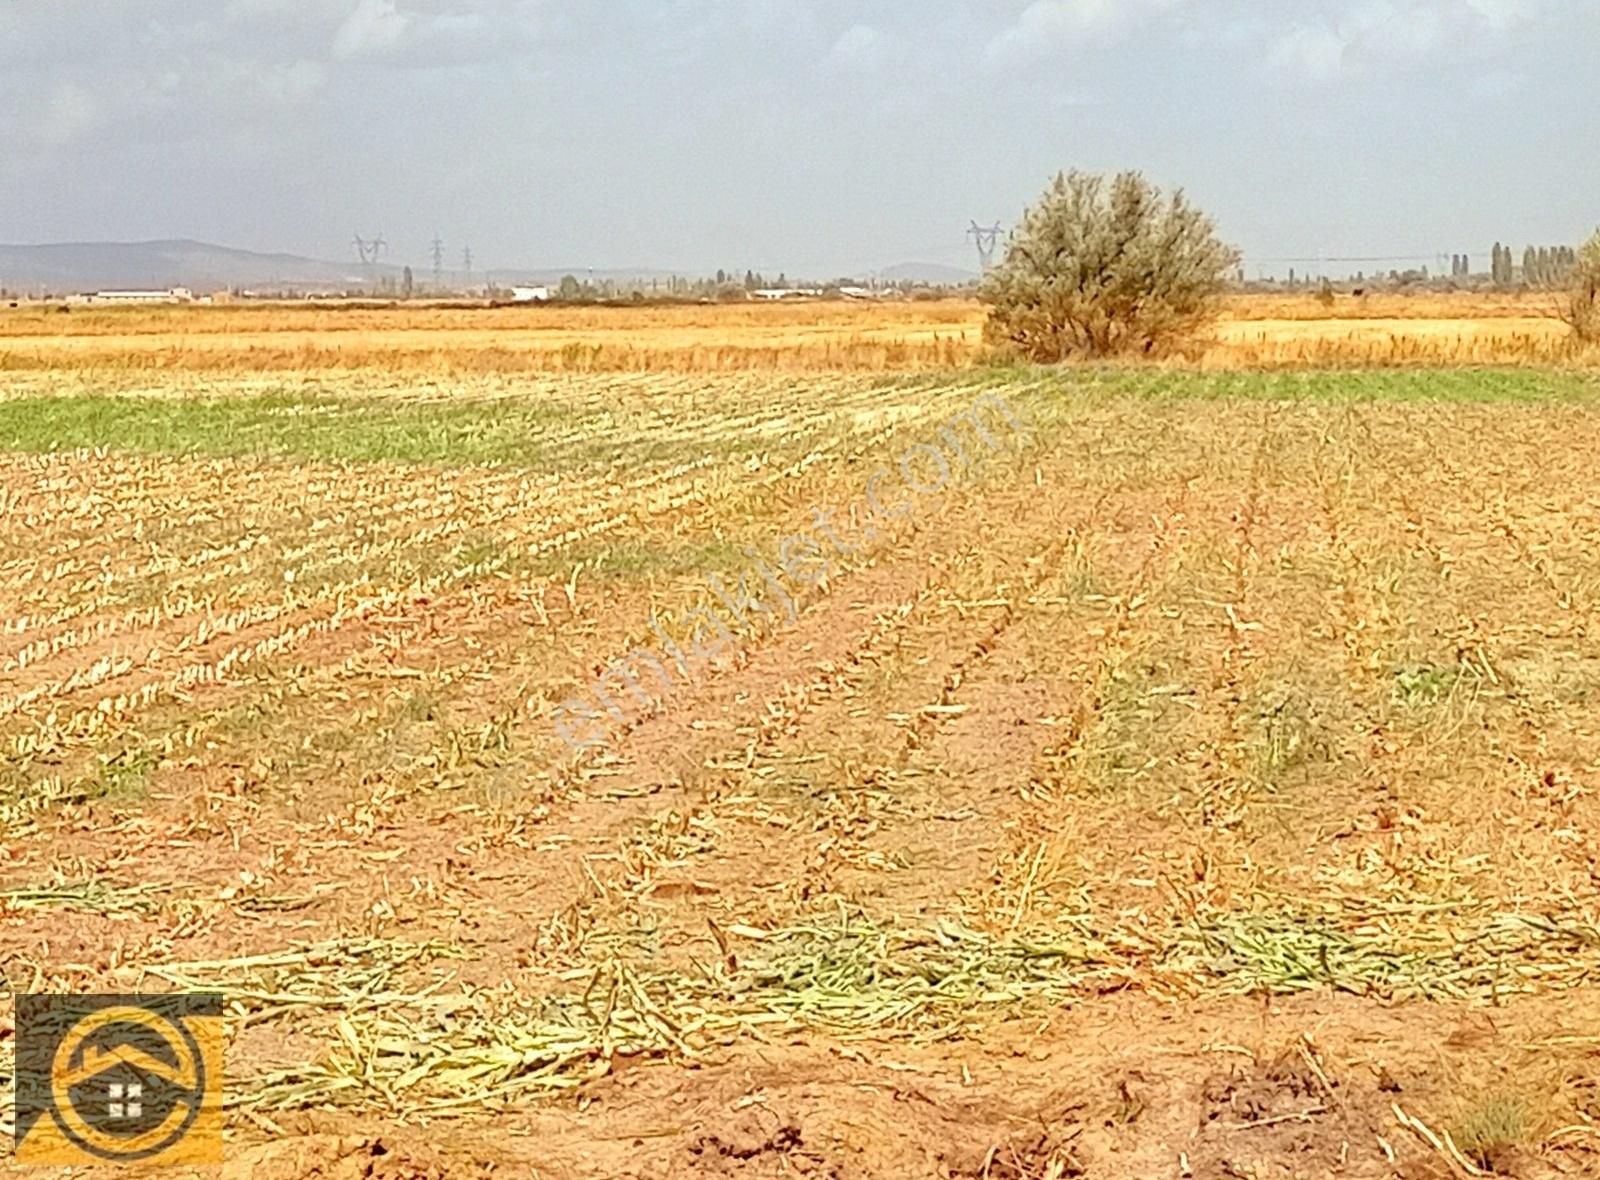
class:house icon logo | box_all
[13,994,223,1166]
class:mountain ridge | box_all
[0,239,973,293]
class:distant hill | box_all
[0,241,751,294]
[0,238,977,294]
[878,261,977,284]
[0,240,371,293]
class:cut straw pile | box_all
[164,921,1134,1114]
[1167,905,1600,999]
[27,899,1595,1117]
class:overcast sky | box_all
[2,0,1595,277]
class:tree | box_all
[980,170,1238,360]
[401,266,414,299]
[557,274,582,301]
[1552,230,1600,344]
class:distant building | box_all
[81,288,195,305]
[510,286,551,303]
[752,288,821,300]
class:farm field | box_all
[0,292,1581,374]
[2,310,1600,1178]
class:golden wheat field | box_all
[0,291,1584,375]
[2,300,1600,1178]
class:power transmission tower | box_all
[352,234,386,287]
[967,221,1002,273]
[431,236,445,291]
[352,234,386,265]
[462,246,473,289]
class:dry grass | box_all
[1449,1087,1538,1171]
[1,293,1595,372]
[0,298,982,338]
[1209,312,1578,367]
[0,300,981,374]
[1219,289,1570,321]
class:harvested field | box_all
[3,309,1600,1177]
[1,294,1590,373]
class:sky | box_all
[1,0,1596,278]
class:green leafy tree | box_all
[981,170,1239,360]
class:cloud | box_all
[1267,25,1347,82]
[1267,0,1539,83]
[985,0,1184,65]
[1464,0,1538,28]
[2,0,547,162]
[37,82,99,145]
[333,0,411,60]
[330,0,538,67]
[827,24,886,70]
[243,59,331,104]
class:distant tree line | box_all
[532,271,959,304]
[1489,242,1578,287]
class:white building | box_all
[85,288,195,305]
[510,285,551,303]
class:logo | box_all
[14,994,223,1166]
